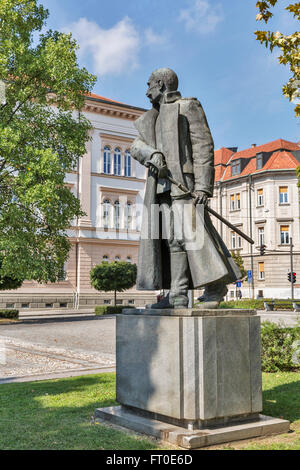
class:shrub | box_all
[261,321,300,372]
[95,305,135,315]
[0,309,19,319]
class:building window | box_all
[258,227,264,246]
[114,201,120,228]
[124,150,132,177]
[231,160,241,176]
[237,234,242,249]
[103,255,109,262]
[231,231,236,249]
[236,193,241,209]
[279,186,288,204]
[125,202,132,229]
[115,256,120,261]
[103,146,111,174]
[103,199,111,228]
[280,225,290,245]
[258,262,265,280]
[126,256,132,263]
[257,189,264,206]
[114,148,121,176]
[256,154,263,170]
[230,195,235,211]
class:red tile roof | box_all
[214,139,300,182]
[230,139,300,161]
[214,147,234,166]
[86,92,124,104]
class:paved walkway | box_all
[0,314,116,383]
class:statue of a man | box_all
[131,68,241,308]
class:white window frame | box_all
[114,148,121,176]
[103,146,111,174]
[257,189,264,207]
[280,225,290,245]
[124,150,132,177]
[279,187,288,204]
[258,227,265,246]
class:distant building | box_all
[210,139,300,299]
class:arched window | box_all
[126,256,132,264]
[114,201,120,228]
[102,255,109,262]
[114,148,121,176]
[103,146,111,174]
[124,150,131,177]
[115,256,120,262]
[125,202,132,230]
[103,199,111,228]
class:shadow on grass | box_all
[0,373,158,450]
[262,378,300,423]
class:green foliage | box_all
[219,298,300,310]
[0,0,96,283]
[0,255,23,290]
[255,1,300,117]
[261,321,300,372]
[230,250,247,279]
[0,309,19,319]
[95,305,135,315]
[90,261,137,306]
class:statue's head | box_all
[146,68,178,106]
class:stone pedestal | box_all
[95,309,290,448]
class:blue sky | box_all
[41,0,299,151]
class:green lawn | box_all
[0,371,299,450]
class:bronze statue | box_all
[131,68,241,308]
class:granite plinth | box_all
[95,406,290,449]
[116,309,262,423]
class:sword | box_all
[145,161,254,245]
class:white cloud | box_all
[65,17,140,76]
[179,0,224,34]
[144,28,168,46]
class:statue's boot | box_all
[150,293,173,309]
[197,282,228,303]
[150,251,189,309]
[169,251,189,309]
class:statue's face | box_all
[146,74,163,105]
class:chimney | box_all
[251,144,256,148]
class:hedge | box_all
[261,321,300,372]
[218,299,300,310]
[0,309,19,319]
[95,305,135,315]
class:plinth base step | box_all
[95,406,290,449]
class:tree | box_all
[231,250,247,280]
[90,261,137,306]
[0,256,23,290]
[255,1,300,116]
[0,0,96,283]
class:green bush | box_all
[261,321,300,372]
[0,309,19,319]
[218,299,265,309]
[218,299,300,310]
[95,305,135,315]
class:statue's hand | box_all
[193,190,209,205]
[145,152,168,178]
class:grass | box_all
[0,373,167,450]
[0,371,299,450]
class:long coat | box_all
[131,94,241,290]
